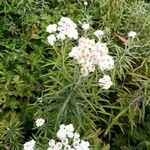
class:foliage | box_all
[0,0,149,149]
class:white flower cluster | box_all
[81,23,90,31]
[35,118,45,127]
[99,75,113,89]
[23,139,36,150]
[46,17,78,45]
[94,30,104,38]
[47,124,90,150]
[69,37,114,77]
[128,31,136,38]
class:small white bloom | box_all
[46,24,57,33]
[64,145,71,150]
[67,132,74,138]
[66,124,74,132]
[57,17,78,40]
[60,124,65,129]
[98,55,114,71]
[73,141,80,148]
[128,31,136,38]
[47,34,56,45]
[84,2,88,6]
[82,23,90,30]
[99,75,113,89]
[61,138,69,145]
[57,129,67,140]
[23,139,36,150]
[77,140,90,150]
[69,47,79,58]
[56,33,66,40]
[94,30,104,38]
[55,142,63,149]
[74,132,80,138]
[48,139,55,146]
[35,118,45,127]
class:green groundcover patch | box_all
[0,0,150,149]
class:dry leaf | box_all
[114,32,128,45]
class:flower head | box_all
[47,34,56,45]
[94,30,104,38]
[82,23,90,30]
[23,140,36,150]
[69,37,114,77]
[99,75,113,89]
[84,2,88,6]
[46,24,57,33]
[128,31,136,38]
[47,124,90,150]
[35,118,45,127]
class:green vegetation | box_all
[0,0,149,149]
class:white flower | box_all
[75,140,90,150]
[47,124,90,150]
[56,33,66,40]
[74,132,80,138]
[99,75,113,89]
[94,30,104,38]
[98,55,114,71]
[35,118,45,127]
[84,2,88,6]
[67,132,74,138]
[76,140,90,150]
[55,142,63,149]
[61,138,69,145]
[64,145,71,150]
[96,42,108,55]
[66,28,78,39]
[23,140,36,150]
[57,17,78,40]
[48,139,55,147]
[46,24,57,33]
[69,47,79,58]
[57,128,67,140]
[128,31,136,38]
[73,141,80,148]
[47,34,56,45]
[82,23,90,30]
[69,37,114,77]
[65,124,74,132]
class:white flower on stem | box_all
[48,139,55,147]
[84,2,88,6]
[76,140,90,150]
[46,24,57,33]
[99,75,113,89]
[98,55,114,71]
[128,31,136,38]
[35,118,45,127]
[23,140,36,150]
[56,33,66,40]
[74,132,80,138]
[65,124,74,133]
[57,128,67,140]
[65,124,74,138]
[94,30,104,38]
[82,23,90,30]
[57,17,78,40]
[47,34,56,45]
